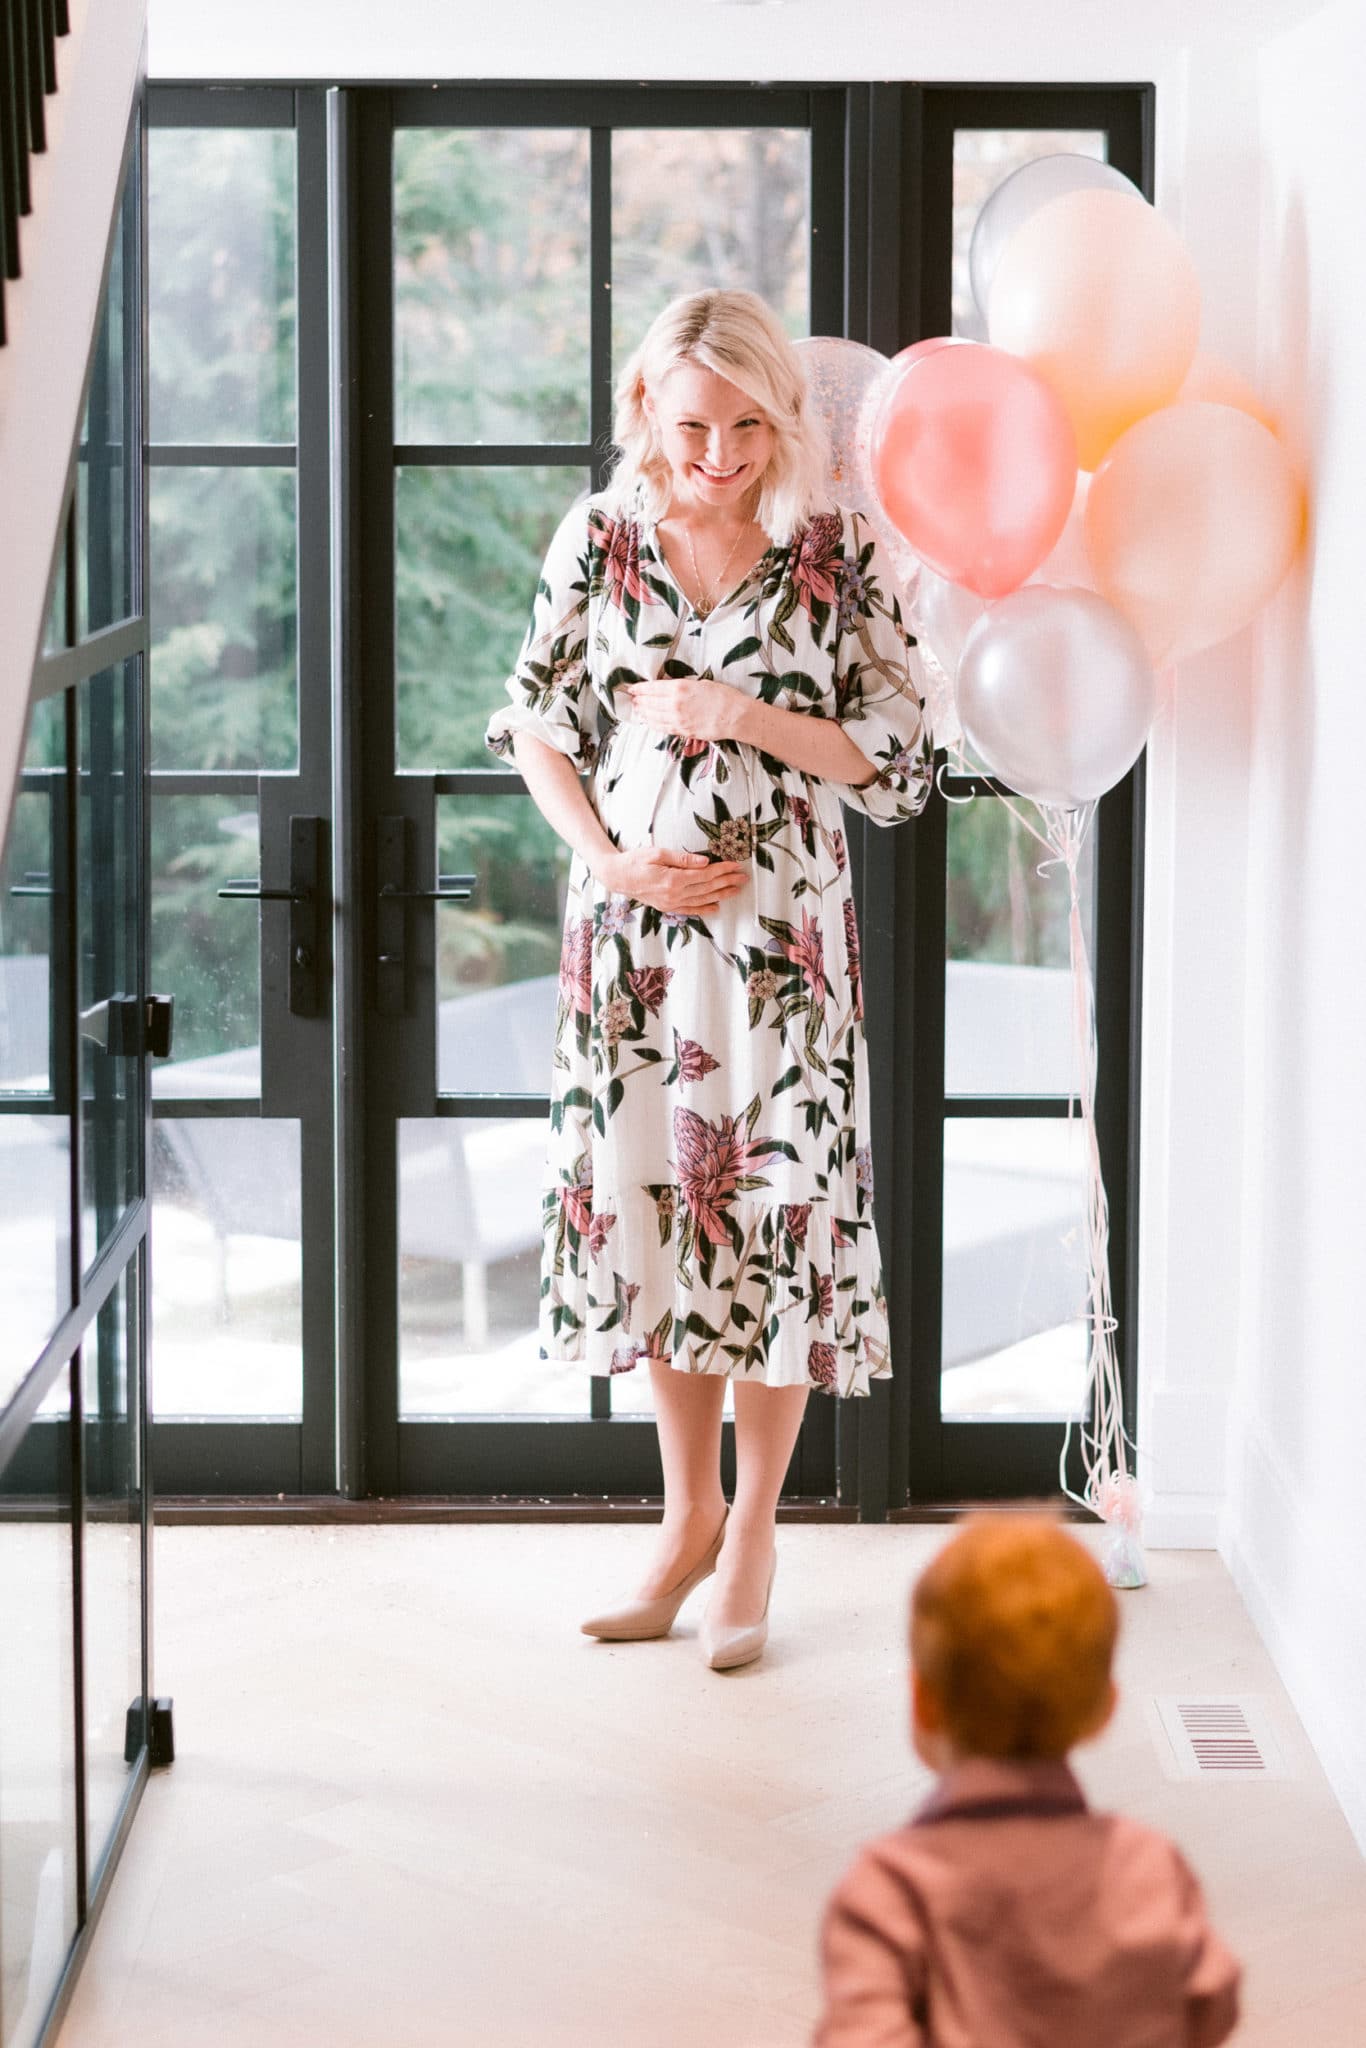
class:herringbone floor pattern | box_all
[54,1526,1366,2047]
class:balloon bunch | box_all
[799,159,1306,1581]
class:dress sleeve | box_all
[833,512,935,826]
[484,502,598,770]
[813,1851,928,2048]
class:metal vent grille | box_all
[1152,1696,1290,1781]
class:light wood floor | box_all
[54,1526,1366,2047]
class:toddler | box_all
[814,1516,1241,2047]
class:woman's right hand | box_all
[595,846,748,918]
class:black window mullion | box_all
[589,127,612,491]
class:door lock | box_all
[217,815,327,1018]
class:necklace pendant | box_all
[693,598,712,619]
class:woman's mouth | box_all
[694,462,745,483]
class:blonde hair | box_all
[605,289,828,545]
[911,1516,1118,1761]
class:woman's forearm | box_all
[726,696,877,788]
[511,732,620,881]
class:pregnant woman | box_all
[485,290,932,1669]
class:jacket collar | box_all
[913,1757,1088,1828]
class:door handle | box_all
[375,819,478,1016]
[79,993,175,1057]
[215,816,326,1019]
[378,874,476,903]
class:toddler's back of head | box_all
[911,1516,1118,1761]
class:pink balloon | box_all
[1177,352,1280,437]
[869,341,1077,599]
[988,189,1200,471]
[1086,402,1306,663]
[888,336,969,372]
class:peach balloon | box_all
[1177,351,1279,436]
[1085,402,1305,663]
[869,341,1077,599]
[988,189,1201,470]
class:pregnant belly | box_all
[593,726,756,859]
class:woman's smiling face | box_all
[645,362,775,511]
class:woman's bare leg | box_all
[709,1379,808,1626]
[632,1360,728,1599]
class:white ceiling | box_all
[148,0,1341,82]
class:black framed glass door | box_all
[144,80,1149,1511]
[350,86,848,1496]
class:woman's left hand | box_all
[621,674,744,744]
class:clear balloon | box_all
[970,153,1139,326]
[914,568,986,679]
[869,342,1077,599]
[1086,401,1305,663]
[988,189,1200,471]
[957,586,1156,809]
[795,336,889,520]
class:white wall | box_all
[1217,0,1366,1855]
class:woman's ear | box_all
[640,380,655,425]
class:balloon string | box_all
[946,781,1137,1513]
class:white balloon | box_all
[957,586,1155,810]
[969,154,1139,325]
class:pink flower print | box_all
[832,828,848,874]
[780,910,826,1007]
[559,916,593,1017]
[609,1343,641,1375]
[789,795,812,838]
[843,899,863,1022]
[673,1029,721,1086]
[588,1211,617,1258]
[813,1272,834,1321]
[807,1342,838,1390]
[589,511,647,614]
[561,1178,593,1235]
[790,513,844,616]
[672,1107,783,1247]
[627,965,674,1015]
[783,1202,811,1251]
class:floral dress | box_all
[484,497,933,1396]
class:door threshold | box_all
[152,1496,861,1525]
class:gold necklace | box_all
[682,520,750,618]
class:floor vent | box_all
[1152,1695,1291,1781]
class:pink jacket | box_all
[815,1759,1240,2048]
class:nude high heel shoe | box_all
[580,1511,728,1642]
[700,1553,777,1672]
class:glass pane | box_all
[82,1261,144,1885]
[612,129,810,367]
[43,526,68,653]
[150,465,298,773]
[0,1363,78,2048]
[394,129,590,445]
[395,465,588,772]
[398,1115,585,1416]
[151,1119,302,1417]
[0,700,71,1389]
[149,127,297,444]
[77,168,134,636]
[79,662,142,1271]
[941,1117,1088,1419]
[436,795,567,1095]
[952,129,1107,341]
[945,799,1095,1097]
[151,795,261,1093]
